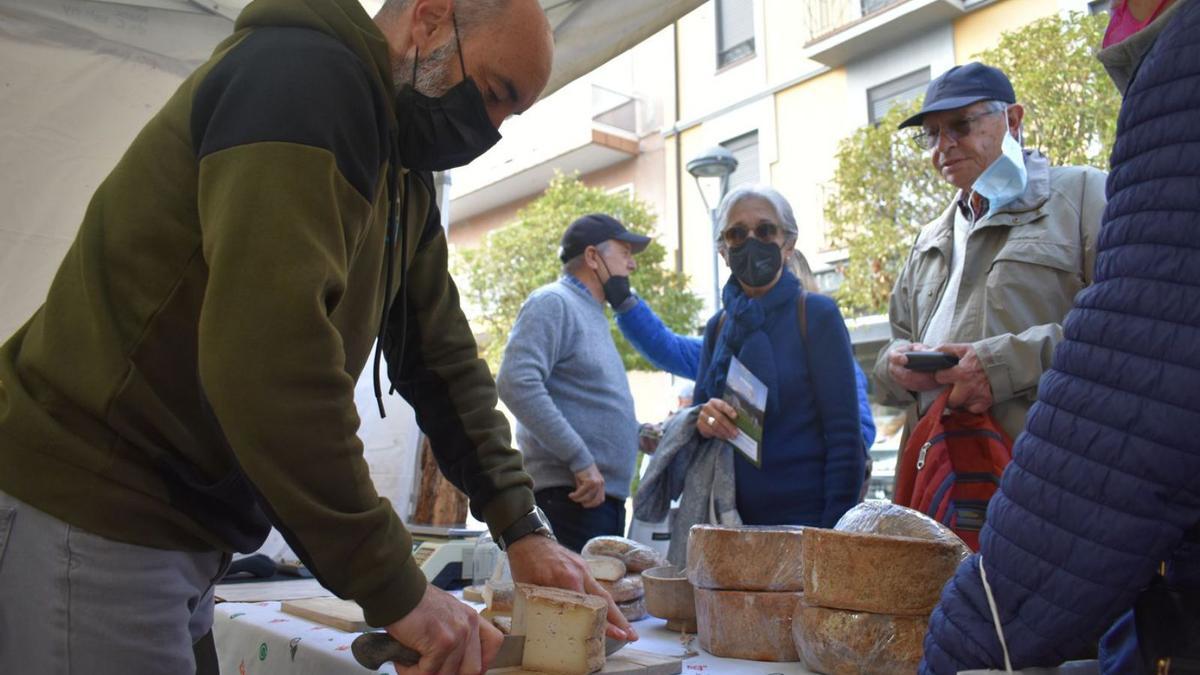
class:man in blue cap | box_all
[873,62,1108,473]
[497,214,651,551]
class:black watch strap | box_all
[497,507,555,551]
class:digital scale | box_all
[408,524,490,590]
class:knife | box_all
[351,631,627,670]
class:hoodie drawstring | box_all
[373,144,409,418]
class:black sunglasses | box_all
[723,222,780,247]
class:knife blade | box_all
[350,631,627,670]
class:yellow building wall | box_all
[954,0,1063,64]
[762,0,823,85]
[770,67,851,259]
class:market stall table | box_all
[212,590,818,674]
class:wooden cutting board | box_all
[280,597,370,632]
[490,648,682,675]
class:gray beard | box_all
[392,40,457,95]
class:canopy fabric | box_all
[0,0,702,521]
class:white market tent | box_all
[0,0,705,520]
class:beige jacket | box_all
[873,151,1107,443]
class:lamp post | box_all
[687,146,738,310]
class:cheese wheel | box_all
[835,501,970,559]
[687,524,805,591]
[694,588,803,662]
[802,528,962,616]
[598,574,644,604]
[483,580,514,614]
[617,596,647,622]
[585,555,627,581]
[791,600,928,675]
[582,536,667,573]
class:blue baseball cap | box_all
[897,62,1016,129]
[559,213,651,262]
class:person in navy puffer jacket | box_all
[921,1,1200,672]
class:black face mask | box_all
[728,237,782,288]
[595,254,632,309]
[393,16,501,171]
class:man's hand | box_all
[887,342,943,393]
[384,584,504,674]
[506,534,639,642]
[696,397,738,440]
[934,343,994,413]
[569,464,606,508]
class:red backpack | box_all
[893,389,1013,551]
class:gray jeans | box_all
[0,490,229,674]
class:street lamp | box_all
[687,145,738,310]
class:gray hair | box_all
[562,240,612,275]
[714,184,800,255]
[787,249,818,292]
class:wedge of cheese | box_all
[512,583,607,674]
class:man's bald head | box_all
[377,0,554,128]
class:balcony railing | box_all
[804,0,910,42]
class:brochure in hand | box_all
[723,355,767,467]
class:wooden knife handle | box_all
[351,632,421,670]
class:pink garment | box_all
[1103,0,1174,47]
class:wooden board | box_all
[280,598,369,632]
[490,648,681,675]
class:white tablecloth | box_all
[213,596,818,675]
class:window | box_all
[861,0,896,15]
[716,0,755,68]
[1088,0,1112,14]
[867,67,931,125]
[721,131,760,189]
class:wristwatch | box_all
[496,507,555,551]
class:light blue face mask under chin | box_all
[970,127,1028,221]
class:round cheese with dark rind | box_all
[792,600,927,675]
[687,524,805,591]
[802,528,963,615]
[582,536,668,573]
[694,587,803,662]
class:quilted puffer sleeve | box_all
[920,6,1200,673]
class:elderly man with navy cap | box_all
[497,214,651,551]
[873,63,1108,497]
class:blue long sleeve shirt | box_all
[616,298,876,451]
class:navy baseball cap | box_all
[897,62,1016,129]
[559,214,651,262]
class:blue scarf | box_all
[694,270,800,416]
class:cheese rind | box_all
[582,536,667,573]
[802,528,962,615]
[597,574,644,603]
[617,595,647,622]
[687,524,805,591]
[694,587,803,662]
[584,555,627,581]
[792,600,927,675]
[513,584,607,674]
[834,501,970,558]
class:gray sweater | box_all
[496,277,638,499]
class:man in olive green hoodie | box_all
[0,0,633,672]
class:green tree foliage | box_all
[457,173,703,373]
[826,11,1118,316]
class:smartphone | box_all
[903,351,960,372]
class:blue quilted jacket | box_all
[921,4,1200,673]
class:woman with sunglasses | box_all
[684,184,864,527]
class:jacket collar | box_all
[914,150,1051,254]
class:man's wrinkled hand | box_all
[569,464,606,508]
[384,584,504,675]
[934,343,994,414]
[887,342,943,393]
[506,534,639,642]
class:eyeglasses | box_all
[910,108,1005,150]
[722,222,780,247]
